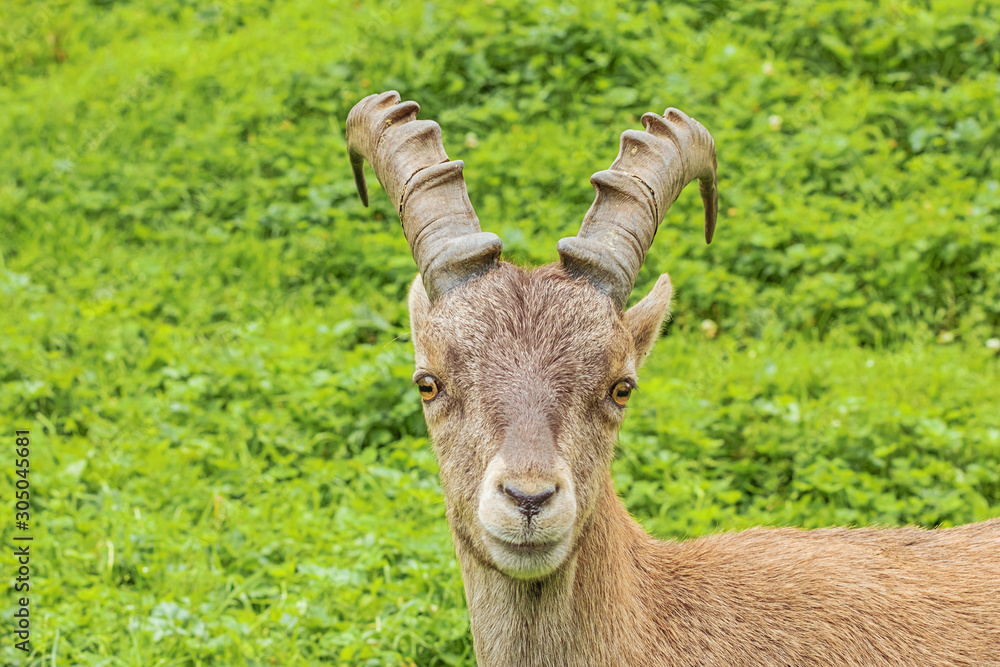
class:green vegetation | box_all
[1,0,998,664]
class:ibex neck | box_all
[456,477,657,666]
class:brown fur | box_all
[408,262,1000,667]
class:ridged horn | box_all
[557,108,718,309]
[346,91,502,301]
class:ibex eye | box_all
[417,375,441,402]
[611,381,633,406]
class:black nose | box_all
[502,484,556,517]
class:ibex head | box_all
[347,91,717,580]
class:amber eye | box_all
[611,381,633,406]
[417,375,441,402]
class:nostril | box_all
[502,484,557,517]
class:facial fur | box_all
[409,263,672,579]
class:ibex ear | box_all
[408,274,432,356]
[623,273,672,366]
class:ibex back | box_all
[346,91,1000,666]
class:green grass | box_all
[1,0,999,664]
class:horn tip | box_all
[349,149,370,207]
[352,168,370,207]
[701,178,719,244]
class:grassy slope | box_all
[1,0,998,664]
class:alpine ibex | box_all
[345,91,1000,666]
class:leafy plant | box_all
[1,0,998,664]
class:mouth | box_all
[485,533,561,553]
[481,529,571,578]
